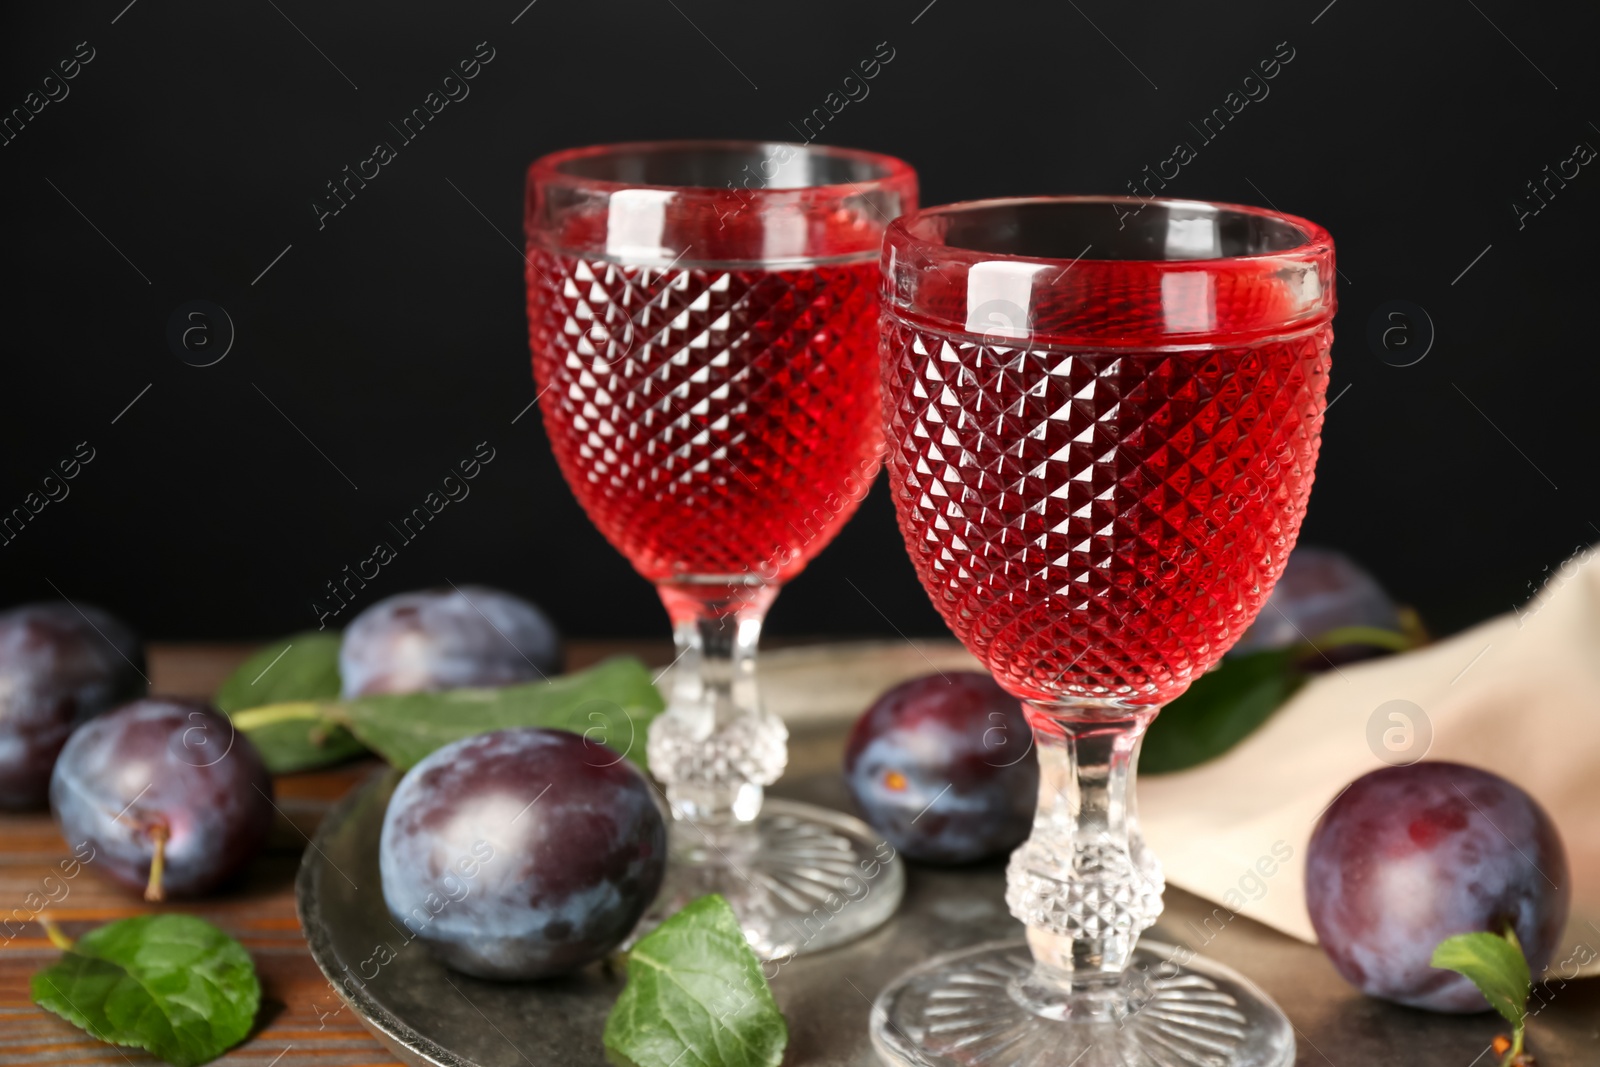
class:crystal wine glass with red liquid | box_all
[525,141,917,958]
[872,197,1334,1067]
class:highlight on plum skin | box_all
[0,601,146,810]
[379,727,666,980]
[339,585,562,698]
[1305,761,1570,1012]
[49,698,274,900]
[844,671,1038,865]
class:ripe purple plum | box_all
[379,727,665,979]
[844,672,1038,864]
[50,699,274,899]
[1232,546,1403,660]
[340,586,561,698]
[0,602,146,810]
[1306,761,1569,1012]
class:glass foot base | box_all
[639,798,904,960]
[871,938,1294,1067]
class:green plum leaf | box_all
[31,914,260,1067]
[227,700,367,774]
[214,631,343,712]
[1140,647,1306,774]
[335,655,664,771]
[1431,929,1531,1035]
[604,894,787,1067]
[216,632,363,773]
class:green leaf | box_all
[604,895,787,1067]
[216,633,364,773]
[1431,930,1531,1031]
[31,914,261,1067]
[215,632,343,711]
[1141,648,1306,774]
[227,701,369,775]
[338,655,664,771]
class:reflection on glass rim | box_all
[904,197,1322,264]
[549,141,899,192]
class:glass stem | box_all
[1006,704,1165,1014]
[647,581,786,842]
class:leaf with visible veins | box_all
[604,895,787,1067]
[32,914,260,1067]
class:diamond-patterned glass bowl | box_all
[881,196,1335,706]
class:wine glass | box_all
[524,141,918,958]
[872,196,1334,1066]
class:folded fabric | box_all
[1140,547,1600,975]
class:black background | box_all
[2,0,1596,642]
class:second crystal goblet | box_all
[525,141,917,958]
[873,196,1335,1066]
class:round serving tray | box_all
[296,767,1022,1067]
[295,640,997,1066]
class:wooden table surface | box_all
[0,642,675,1067]
[4,643,1598,1067]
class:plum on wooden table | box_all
[0,601,145,810]
[340,586,561,698]
[50,699,274,899]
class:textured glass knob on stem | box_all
[640,578,903,960]
[648,583,786,835]
[1005,709,1165,1018]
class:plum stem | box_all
[39,916,75,951]
[1500,1009,1527,1066]
[144,823,170,902]
[230,701,334,731]
[1505,1026,1525,1066]
[1304,625,1413,652]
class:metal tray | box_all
[295,768,1028,1067]
[297,766,1600,1067]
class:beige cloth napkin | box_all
[1140,547,1600,974]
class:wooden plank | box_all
[4,644,391,1066]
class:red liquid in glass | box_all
[884,281,1330,707]
[529,251,882,584]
